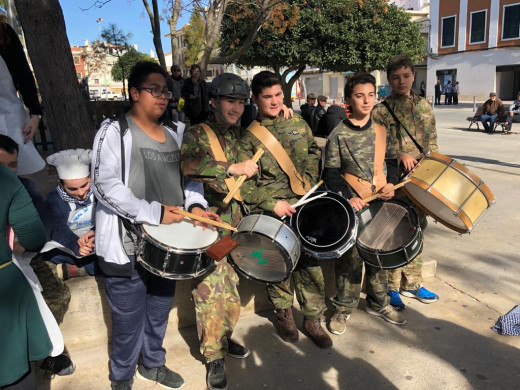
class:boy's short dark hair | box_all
[344,73,376,98]
[0,134,19,154]
[251,71,281,97]
[128,61,168,104]
[386,55,415,77]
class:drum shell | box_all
[356,200,423,269]
[139,241,213,280]
[290,192,358,260]
[229,214,300,284]
[403,152,495,233]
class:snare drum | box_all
[228,214,300,284]
[356,200,423,269]
[290,192,358,259]
[137,220,219,280]
[403,152,495,233]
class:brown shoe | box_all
[303,318,333,349]
[275,308,299,343]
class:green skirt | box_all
[0,262,52,387]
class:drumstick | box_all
[299,180,324,203]
[223,148,265,204]
[280,192,328,220]
[362,179,411,203]
[172,209,237,232]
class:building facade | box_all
[428,0,520,101]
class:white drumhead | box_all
[142,220,219,250]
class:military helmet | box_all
[209,73,249,99]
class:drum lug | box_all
[403,245,410,262]
[162,252,171,278]
[375,251,383,270]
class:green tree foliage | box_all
[183,6,205,67]
[101,23,131,98]
[111,48,156,81]
[220,0,425,105]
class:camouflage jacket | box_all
[324,118,396,185]
[239,113,321,212]
[372,90,438,160]
[181,119,242,226]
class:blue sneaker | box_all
[401,287,439,304]
[387,290,405,309]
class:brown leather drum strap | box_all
[247,120,310,195]
[343,123,387,199]
[199,123,242,201]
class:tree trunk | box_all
[275,64,306,109]
[200,0,229,77]
[169,0,182,67]
[14,0,94,150]
[142,0,167,69]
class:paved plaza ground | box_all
[35,103,519,390]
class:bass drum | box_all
[290,191,358,259]
[229,214,300,284]
[356,200,423,269]
[403,151,495,233]
[137,220,218,280]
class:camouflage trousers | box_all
[30,255,71,324]
[388,189,428,291]
[266,253,326,321]
[332,247,389,314]
[192,258,240,363]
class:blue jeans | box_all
[480,114,497,132]
[103,258,176,381]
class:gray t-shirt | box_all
[124,116,184,254]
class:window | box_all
[73,56,80,65]
[441,15,456,48]
[469,10,487,44]
[502,3,520,40]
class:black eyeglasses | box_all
[138,87,173,99]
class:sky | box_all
[61,0,190,56]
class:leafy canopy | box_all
[111,49,157,81]
[220,0,426,72]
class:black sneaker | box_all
[136,364,185,389]
[40,354,76,376]
[226,338,250,359]
[111,378,133,390]
[206,359,227,390]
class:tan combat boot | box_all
[275,307,299,343]
[303,317,333,349]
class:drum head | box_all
[404,184,468,231]
[229,233,293,284]
[357,200,418,253]
[291,192,354,251]
[142,220,219,250]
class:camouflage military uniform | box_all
[372,91,438,291]
[181,119,241,363]
[239,114,325,321]
[324,119,393,313]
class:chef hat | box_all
[47,149,92,180]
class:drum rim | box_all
[228,230,297,284]
[357,234,423,269]
[356,199,421,254]
[137,255,215,280]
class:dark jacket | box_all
[318,105,347,137]
[182,77,209,123]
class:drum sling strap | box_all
[382,100,426,156]
[198,123,242,202]
[246,120,310,196]
[343,123,387,199]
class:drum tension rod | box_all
[375,251,383,270]
[453,181,482,216]
[248,213,262,235]
[426,161,453,193]
[162,252,171,278]
[273,223,285,242]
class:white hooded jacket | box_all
[91,116,208,276]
